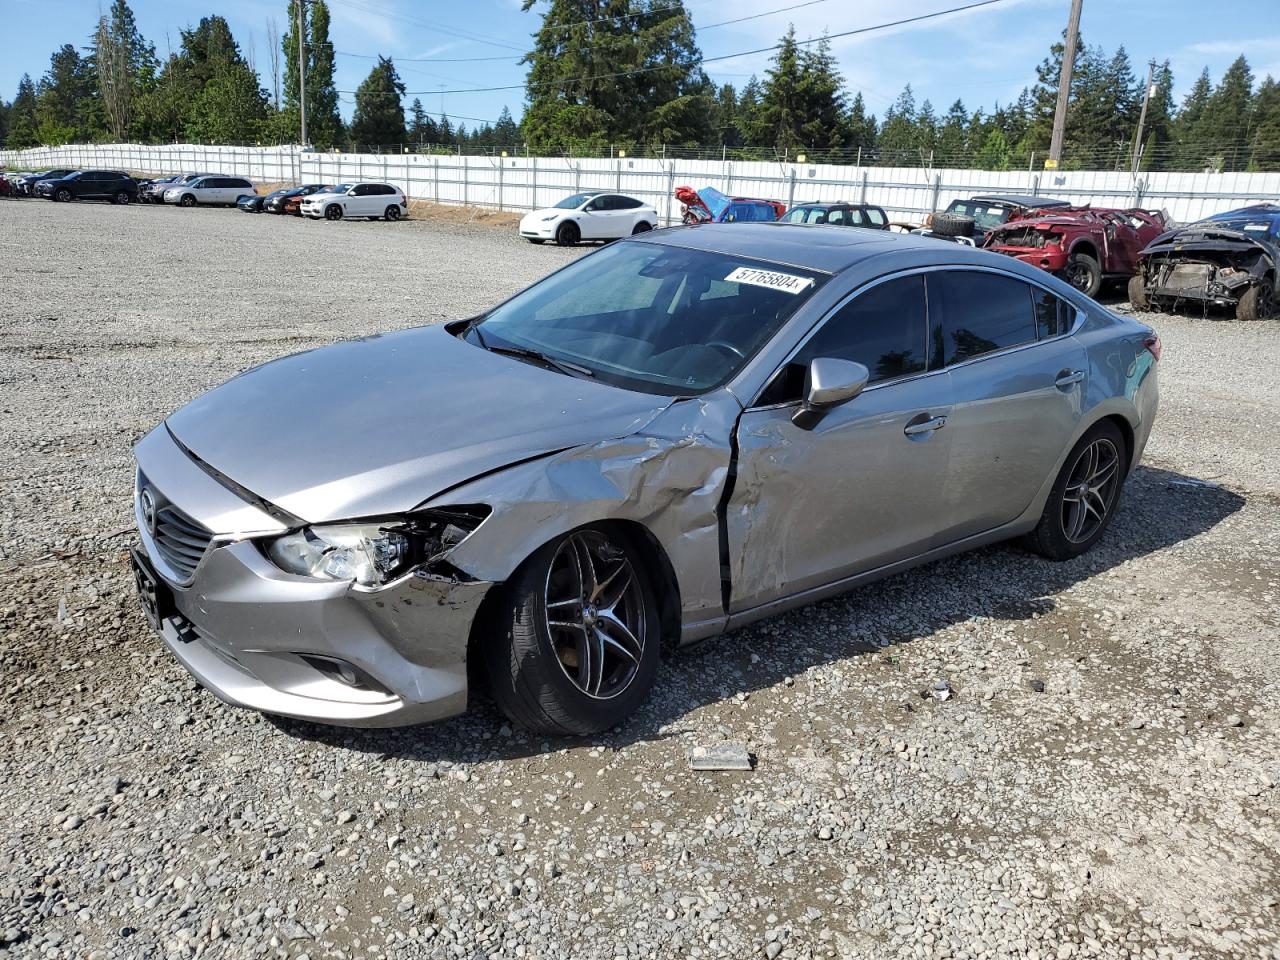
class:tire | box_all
[1024,420,1127,561]
[324,203,343,221]
[527,238,545,245]
[1235,279,1274,321]
[631,220,653,235]
[384,205,402,222]
[113,191,131,205]
[930,212,975,238]
[484,527,660,736]
[55,188,72,203]
[1127,273,1149,310]
[555,221,580,246]
[1064,251,1102,298]
[179,194,196,208]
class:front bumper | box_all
[519,217,557,238]
[132,426,494,727]
[991,246,1068,272]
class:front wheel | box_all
[1127,274,1149,310]
[179,194,196,208]
[1064,251,1102,298]
[555,221,580,246]
[1024,420,1127,561]
[324,203,343,221]
[384,205,402,222]
[484,527,659,735]
[1235,280,1274,321]
[55,188,72,203]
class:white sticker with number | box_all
[724,266,814,294]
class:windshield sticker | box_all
[724,266,814,294]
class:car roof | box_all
[1203,202,1280,223]
[791,201,877,209]
[969,194,1070,208]
[638,221,1023,274]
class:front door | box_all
[726,273,954,613]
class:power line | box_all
[337,0,1013,98]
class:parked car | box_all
[15,169,76,197]
[985,206,1169,298]
[141,173,209,204]
[917,194,1073,243]
[300,182,407,221]
[163,175,256,207]
[518,192,658,245]
[129,224,1159,736]
[37,170,138,204]
[266,184,331,214]
[1129,203,1279,320]
[281,185,334,216]
[780,202,890,230]
[676,185,784,224]
[238,191,274,213]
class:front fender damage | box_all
[426,392,741,642]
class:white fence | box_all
[5,142,1279,225]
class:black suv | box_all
[780,202,890,229]
[39,170,138,204]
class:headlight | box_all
[264,507,488,587]
[541,214,559,221]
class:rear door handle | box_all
[904,415,947,437]
[1055,369,1085,388]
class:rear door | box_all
[349,184,375,216]
[928,269,1087,541]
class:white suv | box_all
[164,175,257,207]
[301,182,408,222]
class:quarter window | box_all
[1033,289,1076,338]
[930,271,1037,365]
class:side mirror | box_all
[791,358,870,430]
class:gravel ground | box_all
[1,199,1277,960]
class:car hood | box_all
[163,324,674,524]
[522,207,573,220]
[303,191,346,202]
[1143,225,1278,258]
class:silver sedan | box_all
[130,224,1159,735]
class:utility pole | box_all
[1047,0,1083,169]
[296,0,308,147]
[1130,60,1156,175]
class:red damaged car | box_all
[985,206,1169,298]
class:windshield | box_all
[327,183,352,194]
[945,199,1014,232]
[468,240,824,395]
[554,193,594,209]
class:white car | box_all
[163,175,256,207]
[519,192,658,245]
[300,182,407,222]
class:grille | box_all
[153,503,214,580]
[996,227,1052,248]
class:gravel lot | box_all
[1,199,1278,960]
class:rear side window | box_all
[930,271,1037,365]
[373,184,394,195]
[866,208,887,226]
[615,196,642,209]
[793,275,928,385]
[1034,289,1076,338]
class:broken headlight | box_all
[265,507,489,587]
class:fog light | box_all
[299,654,387,692]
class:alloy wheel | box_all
[543,531,645,700]
[1061,437,1120,543]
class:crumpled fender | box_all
[423,390,743,639]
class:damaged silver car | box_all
[131,223,1160,735]
[1129,203,1278,320]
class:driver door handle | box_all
[904,414,947,437]
[1055,369,1085,389]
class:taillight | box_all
[1143,333,1162,361]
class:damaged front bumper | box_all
[132,426,494,728]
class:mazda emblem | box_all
[140,487,158,536]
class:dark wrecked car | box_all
[676,185,784,224]
[916,194,1071,244]
[1128,204,1278,320]
[985,206,1169,299]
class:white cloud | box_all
[1187,36,1280,56]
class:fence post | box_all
[616,158,622,193]
[860,168,869,204]
[462,156,468,206]
[531,157,538,209]
[787,166,796,211]
[930,173,941,214]
[498,158,504,211]
[1031,173,1041,197]
[434,157,440,203]
[665,161,675,226]
[724,160,733,195]
[574,161,581,195]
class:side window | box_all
[826,208,847,226]
[782,208,808,223]
[930,271,1037,365]
[1033,288,1077,339]
[759,276,928,404]
[615,196,641,209]
[846,208,867,227]
[866,208,887,226]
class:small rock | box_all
[1030,679,1046,693]
[336,811,356,825]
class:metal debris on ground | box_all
[688,743,753,771]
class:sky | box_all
[3,0,1278,132]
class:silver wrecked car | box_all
[130,224,1160,734]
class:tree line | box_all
[1,0,1277,172]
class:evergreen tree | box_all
[186,62,269,142]
[736,76,762,145]
[1196,56,1255,170]
[91,0,158,140]
[438,114,454,144]
[915,99,939,156]
[493,105,520,145]
[0,98,8,147]
[1137,60,1174,171]
[795,35,848,149]
[1248,76,1280,170]
[712,82,740,147]
[1173,67,1212,169]
[408,97,439,145]
[6,74,39,149]
[36,44,101,144]
[1020,28,1084,157]
[349,56,406,146]
[307,1,343,147]
[937,99,969,161]
[976,128,1012,170]
[877,84,918,159]
[753,27,805,149]
[846,92,876,152]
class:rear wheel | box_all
[1235,279,1274,321]
[555,221,580,246]
[384,205,402,222]
[113,190,131,205]
[1127,274,1149,310]
[485,527,659,736]
[1064,251,1102,298]
[1024,420,1127,561]
[631,220,653,235]
[324,203,343,221]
